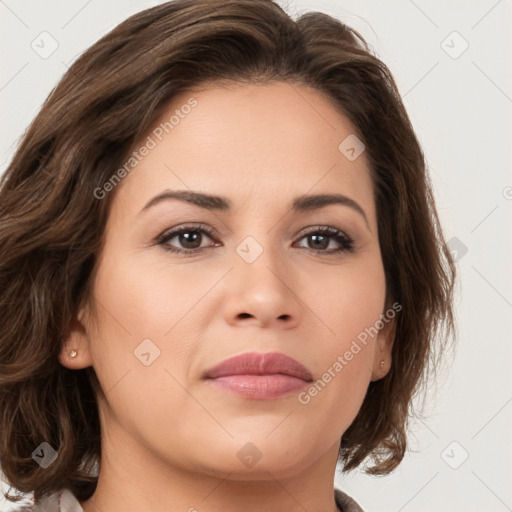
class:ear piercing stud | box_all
[70,349,78,358]
[379,359,385,369]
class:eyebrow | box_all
[140,189,370,228]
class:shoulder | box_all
[334,486,365,512]
[8,488,83,512]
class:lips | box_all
[202,352,314,400]
[203,351,313,382]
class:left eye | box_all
[156,224,355,256]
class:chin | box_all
[186,435,322,480]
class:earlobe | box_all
[370,358,388,382]
[58,314,93,369]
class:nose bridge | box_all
[223,229,302,327]
[234,230,288,293]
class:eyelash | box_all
[156,223,355,257]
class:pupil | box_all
[180,231,200,249]
[311,234,328,249]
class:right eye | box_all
[156,223,220,256]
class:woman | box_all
[0,1,456,511]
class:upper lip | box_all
[203,352,314,381]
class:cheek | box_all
[92,249,209,339]
[86,245,218,405]
[86,251,200,439]
[310,253,387,342]
[296,255,385,425]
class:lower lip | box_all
[205,374,310,399]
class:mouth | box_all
[202,351,313,400]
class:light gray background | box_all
[1,1,511,511]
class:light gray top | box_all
[12,486,365,511]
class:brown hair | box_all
[0,0,456,504]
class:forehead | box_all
[114,81,375,225]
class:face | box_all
[61,81,394,481]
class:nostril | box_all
[239,313,251,319]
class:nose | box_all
[222,242,302,330]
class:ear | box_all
[58,306,94,369]
[370,315,396,382]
